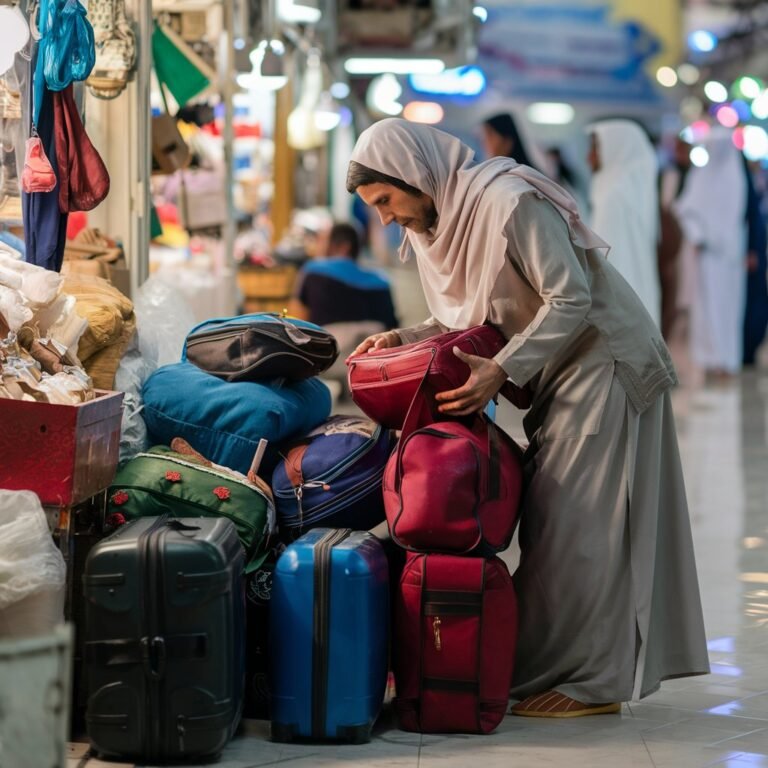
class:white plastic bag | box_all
[132,274,196,369]
[0,491,66,637]
[114,338,152,461]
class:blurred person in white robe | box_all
[588,120,662,327]
[675,128,748,380]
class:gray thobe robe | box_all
[397,188,710,703]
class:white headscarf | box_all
[587,119,661,325]
[675,127,747,260]
[589,120,659,244]
[350,118,608,329]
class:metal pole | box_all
[128,0,152,296]
[221,0,236,272]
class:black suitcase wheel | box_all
[271,722,297,743]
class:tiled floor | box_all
[70,269,768,767]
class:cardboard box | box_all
[62,241,131,298]
[0,390,124,506]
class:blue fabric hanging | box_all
[33,0,94,126]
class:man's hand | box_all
[434,347,508,416]
[352,330,402,356]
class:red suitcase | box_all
[394,553,517,734]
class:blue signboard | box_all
[478,3,663,103]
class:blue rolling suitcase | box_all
[270,528,389,743]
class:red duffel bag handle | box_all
[388,358,517,555]
[346,325,533,429]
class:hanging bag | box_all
[20,134,57,194]
[53,85,110,212]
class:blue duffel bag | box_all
[142,362,332,476]
[272,415,396,539]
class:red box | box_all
[0,390,124,506]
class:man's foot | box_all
[510,691,621,718]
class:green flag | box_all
[152,21,210,108]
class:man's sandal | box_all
[511,691,621,718]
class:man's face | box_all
[356,182,438,234]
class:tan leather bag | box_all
[151,112,190,174]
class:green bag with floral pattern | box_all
[107,445,275,572]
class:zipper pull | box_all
[432,616,442,651]
[177,718,185,752]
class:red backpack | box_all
[382,415,523,555]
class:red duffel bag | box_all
[382,414,523,554]
[346,325,531,430]
[394,553,518,734]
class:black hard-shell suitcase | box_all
[83,515,245,762]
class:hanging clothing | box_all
[22,86,68,272]
[742,164,768,366]
[351,119,709,702]
[675,128,748,374]
[588,120,661,327]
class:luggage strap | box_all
[84,633,208,667]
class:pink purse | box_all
[20,136,57,194]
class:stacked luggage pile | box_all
[78,314,527,763]
[348,325,525,734]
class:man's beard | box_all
[423,201,438,230]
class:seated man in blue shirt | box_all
[289,222,398,330]
[290,223,398,387]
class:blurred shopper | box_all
[347,119,709,716]
[675,128,748,380]
[659,138,694,341]
[289,222,398,382]
[545,145,588,216]
[742,158,768,367]
[481,112,538,169]
[588,120,661,327]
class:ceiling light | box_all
[314,92,341,132]
[690,146,709,167]
[403,101,444,124]
[277,0,321,24]
[330,81,350,100]
[409,65,486,97]
[344,58,445,76]
[743,126,768,162]
[704,80,728,103]
[751,91,768,120]
[472,6,488,23]
[735,76,762,100]
[366,73,403,116]
[716,105,739,128]
[656,67,678,88]
[688,30,717,53]
[677,64,700,86]
[526,102,575,125]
